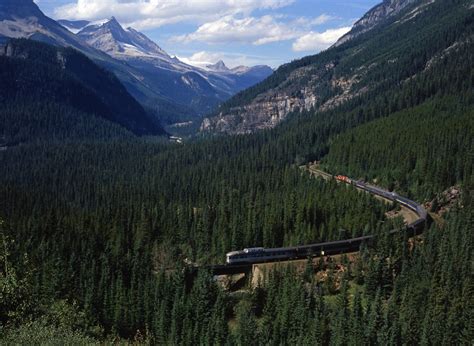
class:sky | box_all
[35,0,381,68]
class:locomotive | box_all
[226,175,427,265]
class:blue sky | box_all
[36,0,380,68]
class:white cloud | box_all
[54,0,352,59]
[179,51,225,67]
[293,14,336,27]
[172,13,347,51]
[173,15,299,45]
[292,26,351,52]
[54,0,295,30]
[311,14,335,25]
[178,50,281,68]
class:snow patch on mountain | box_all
[0,2,273,119]
[58,19,109,34]
[76,17,272,85]
[77,17,171,61]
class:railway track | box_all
[206,168,428,275]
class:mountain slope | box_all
[77,17,169,59]
[0,2,171,136]
[321,96,473,197]
[75,18,273,117]
[335,0,417,46]
[0,39,165,143]
[0,0,472,343]
[0,0,100,56]
[202,0,472,134]
[0,1,273,126]
[0,0,202,123]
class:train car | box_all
[296,235,373,257]
[226,247,298,264]
[225,235,376,265]
[225,174,428,266]
[335,175,352,184]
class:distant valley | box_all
[0,1,472,343]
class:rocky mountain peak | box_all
[207,60,230,72]
[108,16,118,24]
[77,17,169,59]
[335,0,418,46]
[355,0,417,28]
[95,17,130,41]
[103,17,122,31]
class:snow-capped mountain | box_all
[75,18,273,79]
[70,17,273,115]
[206,60,230,72]
[77,17,169,59]
[0,1,273,125]
[0,0,97,56]
[0,1,195,124]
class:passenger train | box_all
[226,175,427,265]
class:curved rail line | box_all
[208,171,428,275]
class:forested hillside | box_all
[0,39,165,143]
[0,0,473,344]
[322,97,473,198]
[203,0,473,134]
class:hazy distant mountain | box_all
[206,60,230,72]
[0,0,188,123]
[73,17,273,117]
[0,0,273,128]
[206,60,274,85]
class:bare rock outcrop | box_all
[201,0,429,135]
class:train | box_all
[226,175,427,265]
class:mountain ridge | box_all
[73,17,274,118]
[77,17,170,59]
[0,0,186,123]
[335,0,418,46]
[0,1,273,127]
[201,0,456,134]
[0,38,165,141]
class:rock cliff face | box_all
[200,56,374,134]
[201,62,363,134]
[201,0,425,135]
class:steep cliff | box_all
[201,0,446,134]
